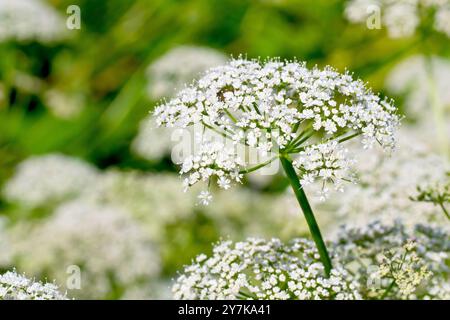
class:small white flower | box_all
[218,176,231,190]
[198,191,213,206]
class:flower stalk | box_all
[279,155,332,277]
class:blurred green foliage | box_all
[1,0,449,184]
[0,0,449,299]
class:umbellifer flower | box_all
[172,238,361,300]
[0,0,67,43]
[0,270,68,300]
[334,221,450,299]
[7,200,160,299]
[3,153,99,208]
[153,58,400,275]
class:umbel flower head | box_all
[0,270,68,300]
[3,153,99,208]
[7,200,160,299]
[154,58,399,202]
[154,58,399,276]
[334,221,450,299]
[172,238,361,300]
[0,0,67,43]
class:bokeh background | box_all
[0,0,449,299]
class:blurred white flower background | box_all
[0,0,449,300]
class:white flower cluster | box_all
[426,280,450,299]
[8,201,160,299]
[173,238,361,300]
[370,241,431,298]
[386,55,450,117]
[0,270,67,300]
[293,141,355,200]
[345,0,450,38]
[155,58,399,200]
[334,221,450,299]
[0,0,67,43]
[180,139,244,199]
[146,46,227,99]
[304,127,450,233]
[3,154,99,208]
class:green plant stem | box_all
[239,156,277,174]
[438,202,450,220]
[279,155,332,277]
[381,280,396,300]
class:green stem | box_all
[337,131,361,144]
[279,155,332,277]
[438,202,450,221]
[381,280,396,300]
[239,156,277,174]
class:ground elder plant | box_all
[154,58,400,275]
[172,238,361,300]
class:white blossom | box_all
[370,241,432,298]
[154,58,399,201]
[0,0,67,43]
[304,127,449,233]
[3,154,99,208]
[293,141,355,200]
[0,270,68,300]
[198,190,213,206]
[334,221,450,299]
[173,238,361,300]
[180,139,244,193]
[6,201,160,299]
